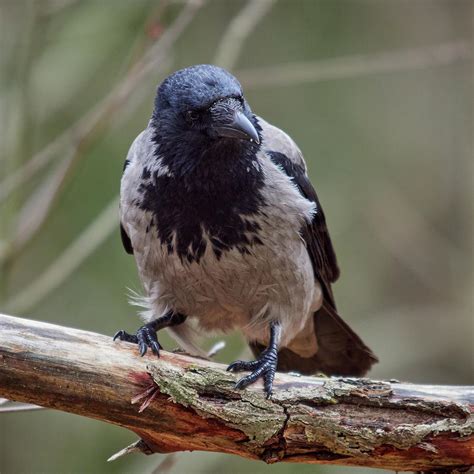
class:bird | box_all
[114,64,377,397]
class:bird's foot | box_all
[227,347,278,398]
[113,323,162,357]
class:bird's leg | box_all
[113,311,186,357]
[227,321,281,398]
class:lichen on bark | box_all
[147,360,474,463]
[1,313,473,471]
[147,361,286,445]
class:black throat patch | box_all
[137,134,265,263]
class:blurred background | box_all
[0,0,472,473]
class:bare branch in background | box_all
[367,180,466,297]
[213,0,276,70]
[4,196,119,314]
[1,314,473,472]
[0,133,71,204]
[0,0,205,262]
[13,148,75,250]
[238,41,472,88]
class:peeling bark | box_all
[0,313,472,471]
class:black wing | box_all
[120,158,134,254]
[267,151,339,306]
[120,223,133,254]
[252,149,377,376]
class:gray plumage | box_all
[117,65,377,394]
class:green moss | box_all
[146,361,198,406]
[147,361,286,446]
[148,363,474,459]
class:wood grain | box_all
[0,313,472,471]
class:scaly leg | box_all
[227,321,281,398]
[113,311,186,357]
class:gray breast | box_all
[124,150,318,344]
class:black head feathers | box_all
[154,64,243,115]
[151,64,260,150]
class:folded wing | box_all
[252,118,378,376]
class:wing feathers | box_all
[120,223,133,254]
[119,128,154,255]
[266,150,340,301]
[258,116,377,376]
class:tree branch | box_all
[0,313,472,471]
[238,41,471,89]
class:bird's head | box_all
[151,65,260,149]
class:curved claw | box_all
[137,330,148,356]
[234,373,258,390]
[150,340,162,355]
[229,350,278,398]
[113,325,161,358]
[139,342,147,357]
[113,330,138,344]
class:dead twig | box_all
[214,0,276,70]
[238,41,472,89]
[0,0,205,263]
[4,196,119,314]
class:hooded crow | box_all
[114,64,377,397]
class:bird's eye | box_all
[186,110,199,122]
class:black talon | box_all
[227,322,280,398]
[113,311,187,358]
[226,359,260,372]
[113,330,138,344]
[150,340,161,356]
[138,341,148,357]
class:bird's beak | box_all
[213,110,260,144]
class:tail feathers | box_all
[251,304,378,376]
